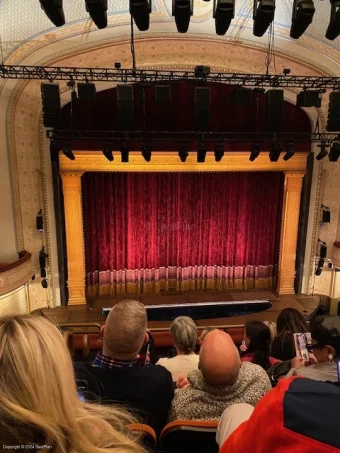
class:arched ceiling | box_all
[0,0,339,68]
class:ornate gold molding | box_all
[0,256,33,297]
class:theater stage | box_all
[39,290,320,330]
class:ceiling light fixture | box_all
[103,142,114,161]
[283,141,295,161]
[269,139,282,162]
[290,0,315,39]
[253,0,275,37]
[85,0,108,29]
[39,0,65,26]
[249,141,260,161]
[214,0,235,35]
[63,142,75,161]
[179,143,189,162]
[316,142,328,161]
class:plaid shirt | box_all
[92,350,138,369]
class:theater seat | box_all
[160,420,219,453]
[128,423,157,451]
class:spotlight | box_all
[283,68,291,75]
[40,268,47,279]
[253,0,275,37]
[103,142,114,162]
[172,0,193,33]
[320,242,327,258]
[85,0,108,29]
[214,143,224,162]
[318,258,325,268]
[315,267,322,276]
[39,248,48,269]
[290,0,315,39]
[41,279,48,289]
[179,143,189,162]
[316,142,328,161]
[142,143,152,162]
[114,62,122,69]
[269,139,282,162]
[326,0,340,40]
[249,142,260,161]
[36,209,44,232]
[321,205,331,223]
[130,0,151,31]
[214,0,235,35]
[283,142,295,161]
[194,65,210,78]
[121,142,130,163]
[39,0,65,27]
[63,142,75,161]
[197,142,207,163]
[328,142,340,162]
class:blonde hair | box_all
[104,300,147,359]
[170,316,197,354]
[263,321,277,346]
[0,314,144,453]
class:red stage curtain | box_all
[82,172,283,295]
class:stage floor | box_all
[39,289,320,330]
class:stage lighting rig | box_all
[269,139,282,162]
[249,142,260,161]
[172,0,193,33]
[130,0,152,31]
[121,142,130,163]
[103,142,114,161]
[142,143,152,162]
[326,0,340,40]
[253,0,275,37]
[179,143,189,162]
[290,0,315,39]
[39,0,65,27]
[283,142,295,161]
[85,0,108,29]
[213,0,235,35]
[214,143,224,162]
[63,142,75,161]
[197,142,207,163]
[316,142,328,160]
[328,141,340,162]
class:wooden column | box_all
[61,172,86,305]
[277,172,305,295]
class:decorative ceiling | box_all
[0,0,339,68]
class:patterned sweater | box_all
[169,361,272,421]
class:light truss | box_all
[48,129,339,143]
[1,64,340,89]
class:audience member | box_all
[75,300,174,435]
[156,316,199,382]
[263,321,277,346]
[198,327,217,347]
[240,321,281,370]
[271,308,309,361]
[219,376,340,453]
[169,330,271,421]
[287,316,340,382]
[0,315,143,453]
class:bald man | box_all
[75,300,174,435]
[169,330,271,421]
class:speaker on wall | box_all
[232,87,252,105]
[194,87,210,130]
[117,85,134,130]
[78,83,97,100]
[41,83,61,128]
[266,89,284,132]
[155,85,171,102]
[327,92,340,131]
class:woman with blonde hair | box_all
[0,314,144,453]
[156,316,199,382]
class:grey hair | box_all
[170,316,197,354]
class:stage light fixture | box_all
[39,247,48,269]
[40,268,47,279]
[63,142,75,161]
[197,142,207,163]
[214,143,224,162]
[142,143,152,162]
[103,142,114,161]
[320,242,327,258]
[326,0,340,40]
[194,66,210,78]
[130,0,152,31]
[39,0,65,27]
[283,142,295,161]
[253,0,275,37]
[172,0,193,33]
[328,141,340,162]
[41,279,48,289]
[290,0,315,39]
[36,209,44,232]
[121,142,130,163]
[179,143,189,162]
[269,139,282,162]
[249,142,260,161]
[316,142,328,161]
[213,0,235,35]
[85,0,108,29]
[318,258,325,268]
[315,267,322,276]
